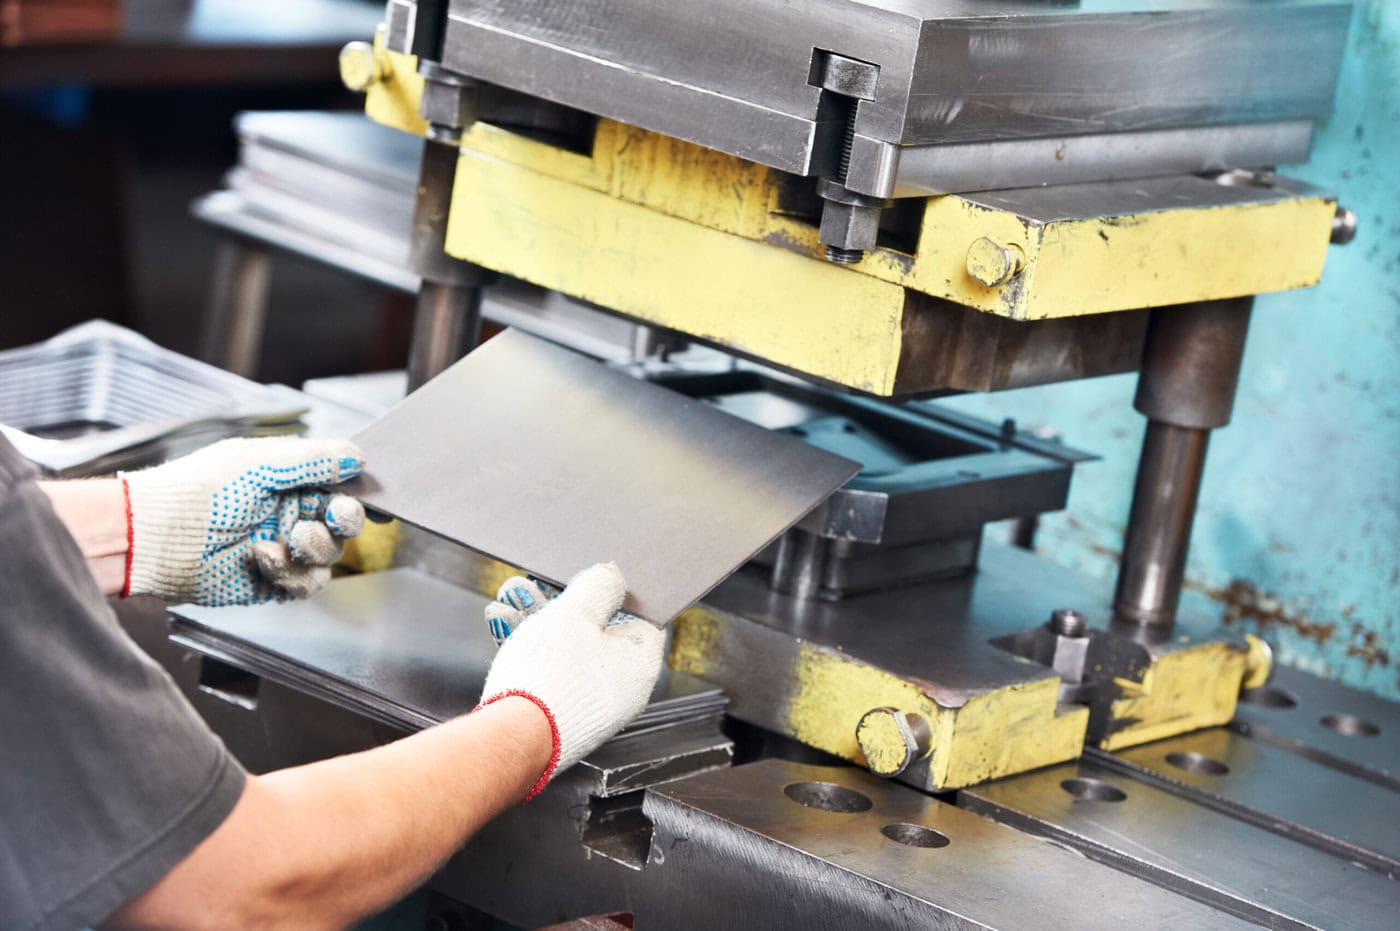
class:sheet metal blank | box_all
[351,330,859,622]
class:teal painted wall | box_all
[943,1,1400,700]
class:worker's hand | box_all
[478,563,664,801]
[118,437,366,606]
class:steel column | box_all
[203,238,272,377]
[406,119,490,391]
[1114,297,1253,629]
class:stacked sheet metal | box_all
[0,320,307,475]
[193,111,422,291]
[168,568,727,738]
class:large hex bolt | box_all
[856,708,932,778]
[816,179,889,265]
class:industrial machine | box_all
[141,1,1400,928]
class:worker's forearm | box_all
[107,696,553,931]
[38,478,128,595]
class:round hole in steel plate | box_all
[1320,712,1381,737]
[783,781,873,813]
[1239,686,1298,709]
[1060,777,1127,802]
[882,822,950,849]
[1165,751,1230,776]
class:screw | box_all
[1242,633,1274,691]
[338,41,385,93]
[1050,609,1087,638]
[856,708,931,778]
[1331,206,1357,245]
[966,236,1025,287]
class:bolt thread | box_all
[1050,609,1087,638]
[825,245,864,265]
[837,98,859,183]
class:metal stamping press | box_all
[155,2,1400,928]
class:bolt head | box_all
[1331,206,1358,245]
[819,200,881,256]
[856,708,930,777]
[966,236,1025,287]
[339,41,383,92]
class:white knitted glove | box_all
[118,437,366,606]
[478,563,665,801]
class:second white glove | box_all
[478,563,665,801]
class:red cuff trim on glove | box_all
[119,477,135,599]
[476,690,561,803]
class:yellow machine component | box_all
[360,32,428,138]
[670,603,1089,792]
[437,121,1334,392]
[1097,641,1248,752]
[338,519,403,574]
[358,61,1336,393]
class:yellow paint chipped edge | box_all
[1098,641,1247,751]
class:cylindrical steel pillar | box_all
[771,530,831,601]
[1113,297,1253,629]
[407,281,483,391]
[204,239,272,377]
[405,138,492,390]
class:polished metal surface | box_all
[1134,298,1255,431]
[641,759,1257,929]
[1233,664,1400,791]
[169,569,728,741]
[1093,728,1400,877]
[351,330,859,622]
[884,120,1317,198]
[407,281,482,391]
[1115,297,1253,628]
[961,757,1399,931]
[438,0,1348,197]
[1113,422,1212,628]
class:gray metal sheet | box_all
[961,759,1399,931]
[1233,663,1400,791]
[643,759,1256,930]
[168,568,725,732]
[1092,728,1400,875]
[349,329,860,622]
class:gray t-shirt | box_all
[0,437,246,931]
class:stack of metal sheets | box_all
[0,320,307,475]
[169,568,727,742]
[193,111,422,292]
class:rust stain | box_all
[761,228,810,255]
[1194,577,1338,646]
[1346,624,1392,668]
[1089,543,1122,561]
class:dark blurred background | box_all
[0,0,413,383]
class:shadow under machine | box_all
[164,2,1400,928]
